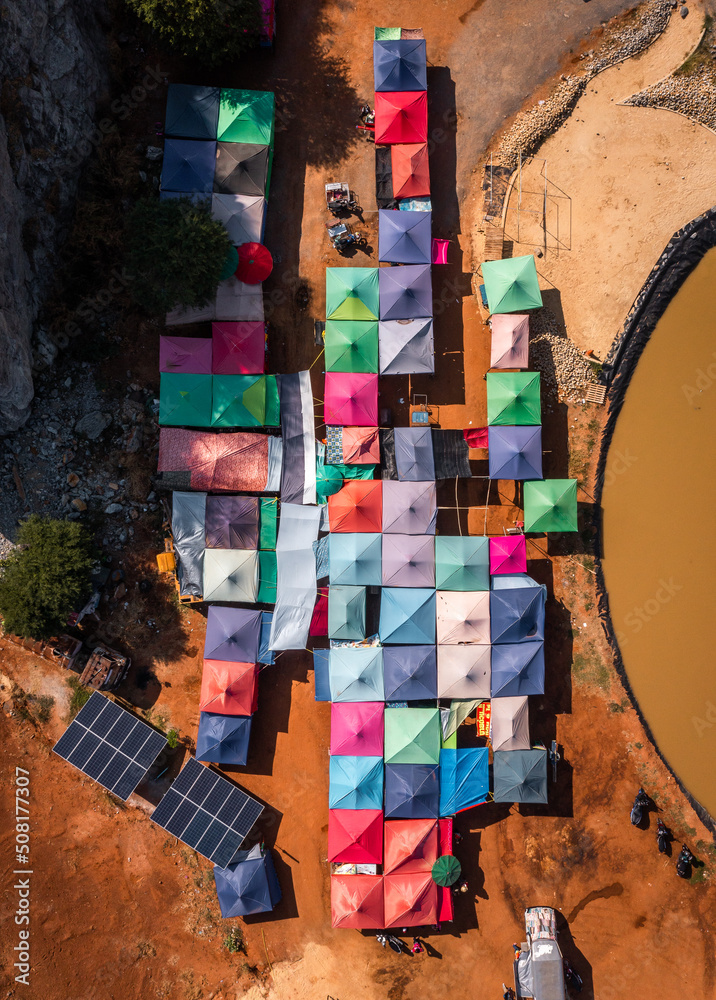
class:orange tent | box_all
[390,142,430,198]
[383,872,438,928]
[328,480,383,533]
[331,874,384,929]
[384,818,439,875]
[199,659,259,715]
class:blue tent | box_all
[213,845,282,917]
[313,649,331,702]
[259,611,275,665]
[196,712,252,765]
[165,84,220,140]
[379,588,436,644]
[329,755,384,810]
[204,606,262,662]
[493,749,548,804]
[161,138,217,193]
[329,533,382,586]
[439,748,489,816]
[379,210,432,265]
[328,647,385,702]
[373,39,427,92]
[385,763,440,819]
[490,587,546,644]
[383,645,437,701]
[491,574,544,591]
[488,425,543,481]
[394,426,435,481]
[490,641,545,697]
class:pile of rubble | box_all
[529,311,598,403]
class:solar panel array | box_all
[150,757,264,868]
[53,692,167,801]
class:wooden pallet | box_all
[584,384,607,405]
[483,227,505,261]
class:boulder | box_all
[75,411,111,440]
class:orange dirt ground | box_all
[2,3,716,1000]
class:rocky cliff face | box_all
[0,0,110,433]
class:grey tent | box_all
[379,318,434,375]
[378,210,432,265]
[165,84,220,140]
[493,749,548,804]
[491,641,545,697]
[214,142,270,197]
[382,480,437,534]
[203,548,259,603]
[379,264,433,320]
[213,844,282,917]
[395,427,435,481]
[490,696,530,751]
[374,39,427,92]
[490,587,546,644]
[211,194,266,245]
[383,645,437,701]
[205,496,259,549]
[172,491,206,599]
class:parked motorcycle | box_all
[676,845,694,879]
[563,961,583,993]
[630,787,649,826]
[656,818,670,854]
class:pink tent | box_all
[343,427,380,464]
[331,874,384,929]
[330,702,384,756]
[489,536,527,574]
[328,809,383,864]
[324,373,378,426]
[490,314,529,369]
[212,321,265,374]
[159,335,212,374]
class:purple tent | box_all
[205,496,260,548]
[395,427,435,481]
[488,426,543,481]
[490,641,545,697]
[204,606,262,662]
[381,534,435,588]
[379,264,433,320]
[382,480,437,534]
[159,336,213,374]
[378,210,432,265]
[489,587,546,644]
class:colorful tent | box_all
[161,138,216,193]
[171,490,206,600]
[328,480,383,533]
[378,210,431,265]
[217,89,275,145]
[436,591,490,644]
[384,818,438,875]
[331,874,384,929]
[382,481,437,534]
[490,696,530,751]
[374,91,428,144]
[214,275,265,322]
[205,496,259,548]
[488,425,543,480]
[340,426,381,465]
[214,142,269,197]
[391,143,430,199]
[524,479,578,532]
[328,647,385,702]
[490,641,545,697]
[383,872,438,927]
[330,701,384,757]
[490,314,529,369]
[159,373,213,427]
[482,255,543,314]
[379,264,432,320]
[160,336,212,374]
[385,763,440,819]
[211,321,265,375]
[384,707,441,765]
[489,536,527,575]
[383,645,437,701]
[258,550,277,603]
[490,587,545,644]
[211,374,278,428]
[439,748,489,815]
[324,372,378,426]
[324,320,379,373]
[328,533,382,586]
[434,536,490,591]
[199,659,258,715]
[236,242,273,284]
[202,548,259,602]
[165,84,220,140]
[492,749,548,804]
[329,755,384,810]
[328,585,367,641]
[379,588,436,644]
[328,809,384,864]
[381,534,435,588]
[204,606,262,662]
[373,39,427,91]
[437,644,491,699]
[214,846,282,917]
[486,372,541,426]
[196,711,252,764]
[379,318,434,375]
[394,426,435,481]
[326,268,379,321]
[157,428,271,491]
[211,193,266,246]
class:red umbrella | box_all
[236,242,273,284]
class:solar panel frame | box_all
[53,692,167,801]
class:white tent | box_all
[202,548,259,603]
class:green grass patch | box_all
[675,15,713,77]
[67,676,91,720]
[572,649,610,691]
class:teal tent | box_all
[328,586,367,641]
[481,255,543,314]
[524,479,578,532]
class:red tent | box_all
[212,321,265,374]
[384,818,439,875]
[310,587,328,636]
[199,659,259,715]
[390,142,430,198]
[328,480,383,532]
[383,872,438,928]
[331,874,384,929]
[374,91,428,145]
[328,809,384,864]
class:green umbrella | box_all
[486,372,541,426]
[326,268,379,321]
[432,855,462,887]
[217,89,275,145]
[481,254,543,314]
[324,320,379,373]
[524,478,578,533]
[219,245,239,280]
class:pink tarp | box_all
[212,321,265,374]
[159,335,212,374]
[158,428,268,491]
[330,702,384,756]
[324,373,378,426]
[489,536,527,574]
[463,427,488,449]
[310,588,328,636]
[490,314,529,369]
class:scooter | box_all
[563,961,583,993]
[656,818,670,854]
[676,845,694,879]
[630,787,649,826]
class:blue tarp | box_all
[328,532,382,586]
[383,645,437,700]
[161,138,217,193]
[196,712,252,765]
[490,587,546,644]
[490,641,545,697]
[379,588,436,644]
[259,611,275,665]
[493,749,548,804]
[373,39,427,92]
[488,425,543,481]
[439,748,489,816]
[328,647,385,702]
[214,845,282,917]
[313,648,331,702]
[329,755,384,810]
[385,763,440,819]
[491,574,544,591]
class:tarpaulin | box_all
[171,491,206,599]
[269,503,322,650]
[463,427,488,449]
[439,748,489,815]
[309,587,328,636]
[375,144,397,209]
[212,321,265,374]
[432,429,471,479]
[159,373,213,427]
[157,429,270,492]
[214,276,265,322]
[278,372,317,505]
[379,428,398,480]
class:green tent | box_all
[324,320,379,373]
[435,536,490,591]
[375,26,401,39]
[328,585,367,641]
[259,498,278,550]
[384,707,441,766]
[264,376,280,426]
[486,372,541,426]
[316,449,344,502]
[335,465,376,481]
[159,373,213,427]
[217,89,275,145]
[326,268,379,321]
[212,375,279,427]
[432,855,461,887]
[257,549,277,603]
[481,254,543,314]
[524,478,578,533]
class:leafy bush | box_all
[124,0,264,64]
[223,927,245,953]
[67,677,92,720]
[166,728,179,749]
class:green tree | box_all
[126,197,233,314]
[0,517,95,640]
[124,0,264,64]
